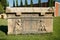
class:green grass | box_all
[0,19,7,26]
[0,17,60,40]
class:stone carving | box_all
[15,19,22,34]
[6,7,53,34]
[38,20,46,32]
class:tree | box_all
[25,0,28,7]
[7,1,9,7]
[30,0,33,7]
[0,0,7,9]
[51,0,54,7]
[54,0,56,1]
[49,0,54,7]
[0,3,4,13]
[13,0,15,7]
[16,0,18,7]
[20,0,23,7]
[38,0,41,7]
[49,0,51,7]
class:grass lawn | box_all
[0,17,60,40]
[0,19,7,26]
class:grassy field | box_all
[0,17,60,40]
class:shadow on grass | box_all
[0,25,8,35]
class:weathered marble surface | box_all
[6,7,53,34]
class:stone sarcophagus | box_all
[6,7,54,34]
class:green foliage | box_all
[0,0,7,9]
[13,0,15,7]
[38,0,41,7]
[30,0,33,7]
[51,0,53,7]
[0,3,4,13]
[55,0,57,1]
[20,0,23,7]
[7,1,9,7]
[0,0,7,13]
[0,0,7,7]
[49,0,54,7]
[25,0,28,7]
[16,0,18,7]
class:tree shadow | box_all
[0,25,8,35]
